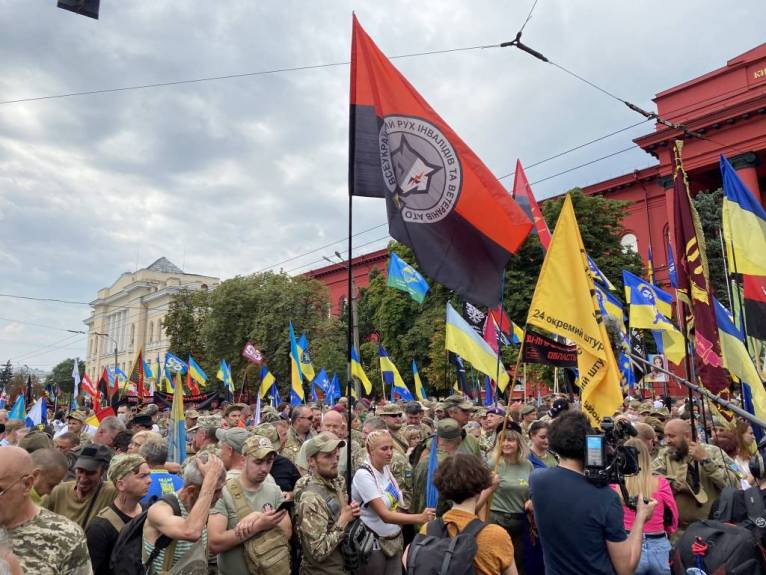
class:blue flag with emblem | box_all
[386,253,429,304]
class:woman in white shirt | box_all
[352,429,435,575]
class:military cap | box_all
[74,444,112,471]
[486,407,505,417]
[216,427,250,454]
[404,401,424,415]
[66,410,87,423]
[304,431,346,458]
[434,402,447,412]
[243,435,277,459]
[443,395,477,412]
[260,410,282,424]
[186,409,201,419]
[142,404,159,416]
[188,414,221,432]
[520,404,536,416]
[475,408,488,418]
[252,423,280,447]
[378,403,403,416]
[628,400,642,410]
[650,407,670,420]
[19,431,53,453]
[108,454,146,483]
[643,416,664,436]
[436,418,462,440]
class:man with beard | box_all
[295,432,361,574]
[42,444,117,529]
[653,418,737,536]
[207,435,292,575]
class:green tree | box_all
[0,360,12,390]
[44,358,85,395]
[693,188,729,309]
[165,288,211,374]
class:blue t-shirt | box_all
[530,466,626,575]
[142,469,184,505]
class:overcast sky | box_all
[0,1,763,373]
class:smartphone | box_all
[276,500,294,514]
[585,434,605,468]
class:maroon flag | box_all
[512,160,552,250]
[672,141,728,394]
[349,16,532,306]
[242,341,264,365]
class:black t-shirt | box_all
[530,466,627,575]
[271,454,301,492]
[85,503,133,575]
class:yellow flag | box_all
[526,195,623,425]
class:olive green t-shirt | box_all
[490,459,533,515]
[210,479,284,575]
[42,480,117,530]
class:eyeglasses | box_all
[0,474,30,498]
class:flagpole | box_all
[493,274,506,392]
[717,229,734,309]
[345,161,354,502]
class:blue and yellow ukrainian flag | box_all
[167,373,186,463]
[511,321,524,345]
[217,360,234,394]
[412,360,427,401]
[351,346,372,395]
[260,366,276,399]
[188,355,208,388]
[714,297,766,421]
[721,154,766,277]
[297,334,316,382]
[623,270,685,364]
[445,302,510,392]
[379,346,413,401]
[587,254,616,291]
[289,321,305,403]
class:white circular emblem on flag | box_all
[379,115,462,223]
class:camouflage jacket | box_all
[7,508,92,575]
[294,475,348,574]
[281,427,310,465]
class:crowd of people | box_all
[0,390,759,574]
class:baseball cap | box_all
[378,403,403,416]
[216,428,250,454]
[304,431,346,458]
[75,444,113,472]
[242,435,277,459]
[404,401,423,415]
[436,418,462,440]
[108,454,146,483]
[443,395,477,412]
[251,423,280,448]
[19,431,53,453]
[188,415,221,432]
[67,410,87,423]
[520,404,536,416]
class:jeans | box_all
[635,534,671,575]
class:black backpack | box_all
[406,518,485,575]
[109,494,182,575]
[671,487,766,575]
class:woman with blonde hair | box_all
[612,438,678,575]
[351,429,435,575]
[734,419,757,486]
[484,421,537,575]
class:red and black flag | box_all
[349,16,532,307]
[743,274,766,339]
[672,141,729,394]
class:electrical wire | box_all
[518,0,541,36]
[0,44,501,106]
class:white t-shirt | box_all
[351,463,401,537]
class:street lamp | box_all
[324,253,361,398]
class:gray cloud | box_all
[0,0,762,370]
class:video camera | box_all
[584,417,641,508]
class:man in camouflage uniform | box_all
[0,446,92,575]
[442,395,481,456]
[378,403,409,455]
[479,406,504,455]
[520,404,537,436]
[653,418,738,538]
[282,405,314,466]
[188,415,222,457]
[411,418,465,515]
[295,409,361,476]
[295,432,361,574]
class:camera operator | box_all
[530,411,656,575]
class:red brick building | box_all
[581,43,766,287]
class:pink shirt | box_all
[611,475,679,534]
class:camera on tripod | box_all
[584,417,641,507]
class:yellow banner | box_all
[526,195,623,425]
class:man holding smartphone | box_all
[208,434,292,575]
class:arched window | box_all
[621,233,639,253]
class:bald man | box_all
[653,418,737,537]
[294,410,361,476]
[0,446,92,574]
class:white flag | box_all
[72,359,81,398]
